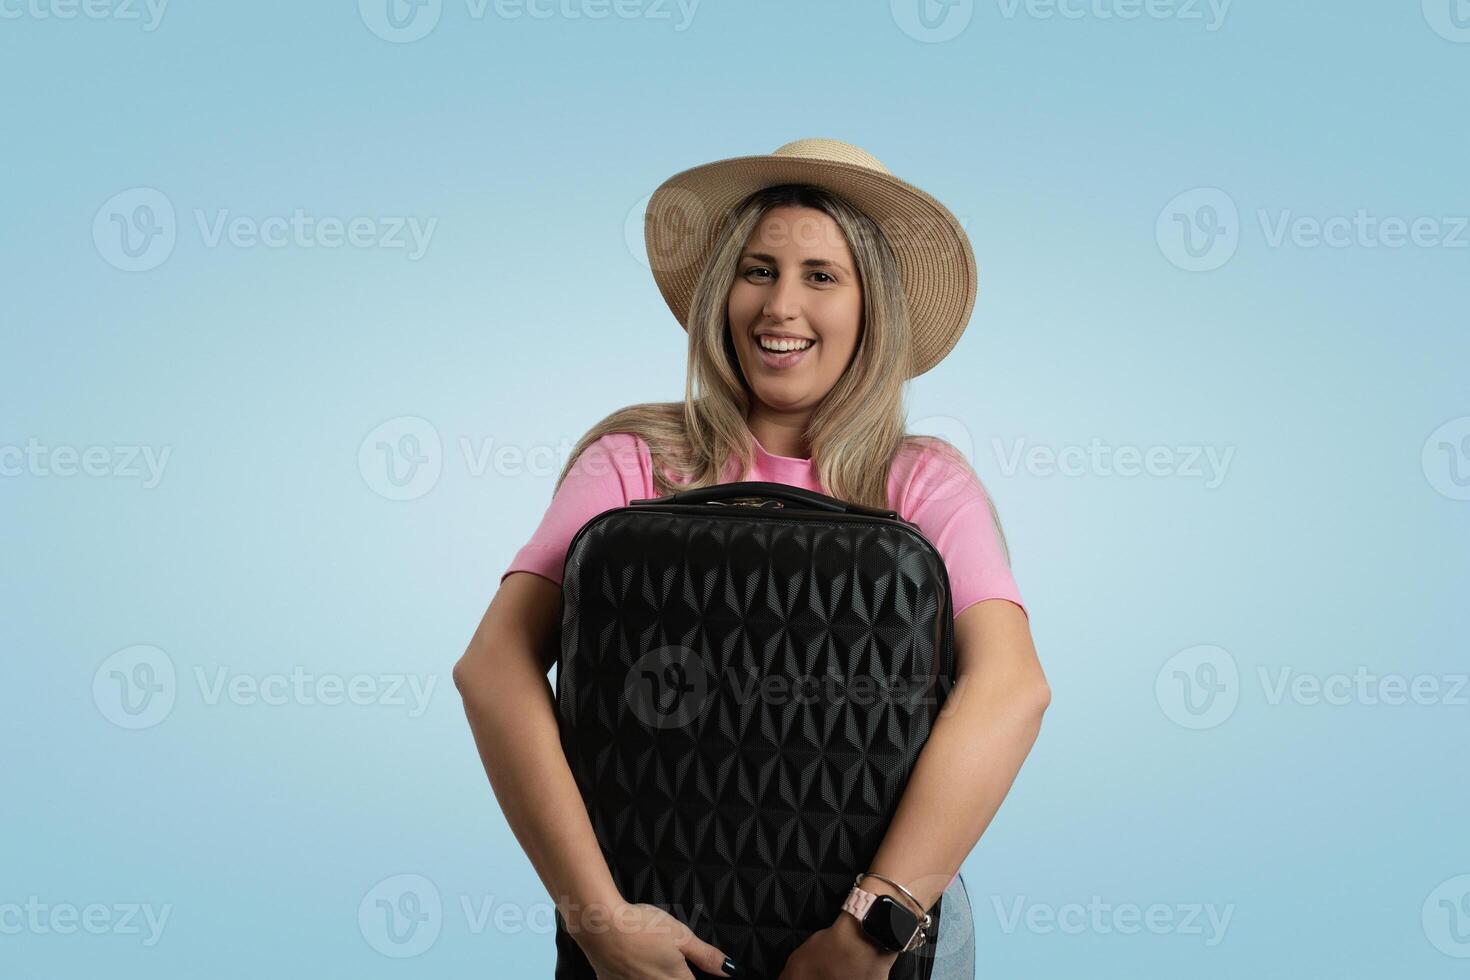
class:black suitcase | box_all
[551,481,959,980]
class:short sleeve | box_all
[500,432,653,589]
[897,441,1027,622]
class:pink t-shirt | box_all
[501,428,1025,621]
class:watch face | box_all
[862,894,919,953]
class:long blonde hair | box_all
[555,182,1009,562]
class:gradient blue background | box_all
[3,1,1468,976]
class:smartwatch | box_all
[842,881,931,953]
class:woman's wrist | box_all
[557,883,628,937]
[829,904,900,964]
[849,872,929,917]
[833,872,933,954]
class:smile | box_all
[754,334,816,369]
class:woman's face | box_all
[726,205,863,414]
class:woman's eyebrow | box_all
[741,251,852,276]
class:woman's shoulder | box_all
[567,430,654,488]
[575,424,710,492]
[576,429,648,460]
[891,434,986,497]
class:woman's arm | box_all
[452,572,626,931]
[864,597,1049,903]
[781,597,1050,977]
[453,571,736,978]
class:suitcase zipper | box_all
[706,496,785,508]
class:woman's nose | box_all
[761,275,802,322]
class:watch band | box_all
[841,879,933,952]
[841,883,878,923]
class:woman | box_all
[454,138,1051,980]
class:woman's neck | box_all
[746,412,812,460]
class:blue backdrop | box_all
[4,1,1468,977]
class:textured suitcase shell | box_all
[552,481,958,979]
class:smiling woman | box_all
[454,137,1049,980]
[729,208,865,406]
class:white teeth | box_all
[758,337,814,353]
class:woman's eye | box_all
[742,267,835,284]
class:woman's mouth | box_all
[754,334,816,370]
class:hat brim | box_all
[644,152,977,379]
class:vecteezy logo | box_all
[1422,416,1470,501]
[1423,874,1470,957]
[358,416,443,501]
[359,0,442,42]
[1156,644,1239,729]
[1156,188,1240,272]
[908,413,981,506]
[924,875,975,964]
[625,646,713,730]
[890,0,974,42]
[1423,0,1470,42]
[642,186,711,275]
[624,192,656,271]
[93,188,177,272]
[359,874,443,957]
[93,644,177,729]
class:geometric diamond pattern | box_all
[553,493,956,979]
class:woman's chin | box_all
[749,379,818,410]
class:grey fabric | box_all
[924,871,976,980]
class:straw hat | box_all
[643,137,977,379]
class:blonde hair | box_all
[554,182,1010,563]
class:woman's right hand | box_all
[577,900,736,979]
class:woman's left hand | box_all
[775,913,898,980]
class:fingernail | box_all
[721,957,739,976]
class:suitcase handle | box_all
[632,480,899,520]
